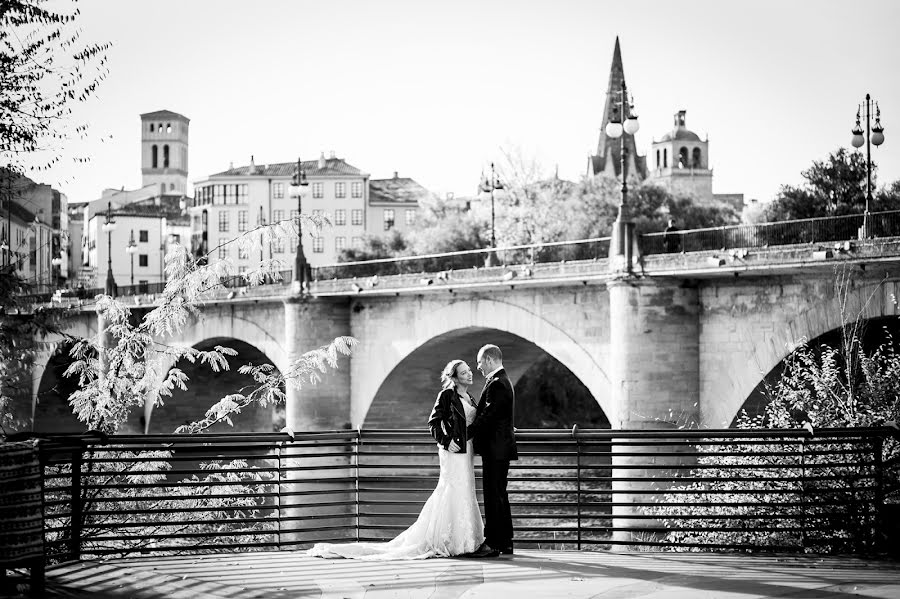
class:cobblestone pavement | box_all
[25,550,900,598]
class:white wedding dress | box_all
[307,399,484,560]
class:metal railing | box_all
[32,427,899,562]
[16,211,900,304]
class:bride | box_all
[307,359,484,560]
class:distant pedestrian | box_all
[663,218,681,253]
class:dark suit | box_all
[467,368,517,550]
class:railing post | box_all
[275,443,282,551]
[573,425,581,551]
[355,428,361,543]
[872,436,884,553]
[70,448,83,561]
[798,438,807,551]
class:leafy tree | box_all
[762,148,900,221]
[337,229,408,262]
[1,0,110,174]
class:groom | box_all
[467,344,518,557]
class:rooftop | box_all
[369,174,434,205]
[211,156,366,178]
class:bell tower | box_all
[140,110,190,195]
[647,110,713,202]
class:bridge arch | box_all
[352,297,609,428]
[713,278,900,427]
[150,336,285,433]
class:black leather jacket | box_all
[428,387,467,454]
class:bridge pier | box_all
[607,278,700,545]
[283,297,353,432]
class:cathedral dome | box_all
[660,128,701,142]
[659,110,701,142]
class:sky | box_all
[27,0,900,206]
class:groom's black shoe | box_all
[469,541,500,558]
[499,544,514,555]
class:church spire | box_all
[588,37,646,181]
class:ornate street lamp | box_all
[125,229,137,287]
[288,157,310,294]
[851,94,885,238]
[101,201,118,296]
[604,79,640,272]
[479,162,504,266]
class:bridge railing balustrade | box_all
[27,426,897,561]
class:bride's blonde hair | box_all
[440,359,466,390]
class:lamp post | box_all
[51,256,62,291]
[288,157,310,294]
[480,162,504,266]
[101,200,118,296]
[851,94,885,238]
[125,229,137,287]
[604,79,640,272]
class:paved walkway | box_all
[29,550,900,598]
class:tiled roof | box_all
[211,158,366,178]
[140,109,190,122]
[369,177,434,205]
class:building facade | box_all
[190,155,428,271]
[74,110,191,290]
[1,169,67,291]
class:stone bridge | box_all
[27,237,900,434]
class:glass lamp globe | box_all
[605,121,624,139]
[871,124,885,146]
[851,125,865,148]
[624,116,640,135]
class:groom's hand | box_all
[448,440,461,452]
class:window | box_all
[238,266,248,274]
[335,182,346,198]
[290,234,298,253]
[218,211,229,232]
[679,147,688,168]
[152,145,158,168]
[663,148,668,168]
[273,236,284,253]
[351,182,363,198]
[237,184,248,203]
[335,236,346,251]
[214,185,224,204]
[383,209,395,231]
[150,123,155,132]
[405,209,415,226]
[312,182,323,198]
[351,209,363,226]
[163,145,170,168]
[238,245,248,260]
[238,210,248,232]
[352,236,363,249]
[139,254,148,267]
[656,149,661,168]
[139,230,149,242]
[335,209,346,226]
[312,209,323,221]
[273,209,284,224]
[692,147,702,168]
[218,244,228,259]
[273,182,284,199]
[312,237,324,253]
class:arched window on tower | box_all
[152,145,158,168]
[150,123,154,133]
[163,145,170,168]
[656,149,661,169]
[663,148,668,168]
[166,123,172,133]
[679,147,688,169]
[692,148,702,169]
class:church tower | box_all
[140,110,190,195]
[646,110,713,202]
[587,37,647,183]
